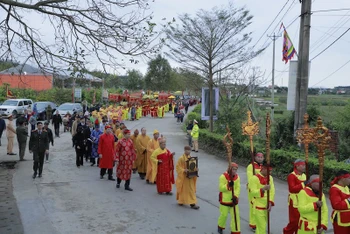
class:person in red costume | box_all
[98,125,116,181]
[283,159,307,234]
[115,129,137,191]
[151,138,175,195]
[329,170,350,234]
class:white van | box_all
[0,99,33,117]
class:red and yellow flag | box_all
[281,23,297,64]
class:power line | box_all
[252,0,292,48]
[311,58,350,87]
[310,28,350,60]
[312,27,350,43]
[310,10,350,55]
[312,8,350,13]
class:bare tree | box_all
[165,4,263,131]
[0,0,168,73]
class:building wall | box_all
[0,74,53,91]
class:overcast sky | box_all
[4,0,350,88]
[115,0,349,89]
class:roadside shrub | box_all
[186,112,208,129]
[193,104,201,113]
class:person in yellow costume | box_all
[217,162,240,234]
[130,129,139,173]
[145,129,160,184]
[122,107,128,120]
[135,128,150,180]
[248,161,275,234]
[297,175,328,234]
[246,152,264,232]
[136,106,142,120]
[175,146,199,209]
[157,105,163,118]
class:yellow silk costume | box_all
[297,187,328,233]
[248,173,275,234]
[175,154,197,205]
[246,162,263,229]
[136,135,150,174]
[157,106,163,118]
[145,138,160,183]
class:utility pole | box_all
[294,0,312,132]
[268,33,281,121]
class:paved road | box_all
[4,108,334,234]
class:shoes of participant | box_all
[125,187,133,191]
[32,173,37,179]
[116,184,120,188]
[108,177,116,181]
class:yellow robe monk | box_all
[176,154,197,205]
[136,134,150,175]
[114,128,121,138]
[122,108,128,120]
[136,106,142,120]
[157,106,163,118]
[118,132,124,140]
[130,134,139,170]
[145,138,160,183]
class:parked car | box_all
[0,99,33,118]
[57,103,83,117]
[34,102,57,120]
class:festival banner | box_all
[281,23,297,64]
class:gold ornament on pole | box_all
[242,110,259,175]
[222,125,238,231]
[312,117,331,231]
[296,113,315,179]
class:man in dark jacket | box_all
[83,119,93,162]
[52,110,62,137]
[29,122,49,179]
[0,116,5,146]
[73,125,86,167]
[44,122,54,162]
[16,119,28,161]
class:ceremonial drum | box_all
[186,157,199,178]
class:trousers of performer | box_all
[248,193,256,229]
[333,221,350,234]
[117,178,130,188]
[100,168,113,177]
[283,198,299,234]
[255,208,271,234]
[218,205,240,234]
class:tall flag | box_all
[281,23,297,64]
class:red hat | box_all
[105,125,112,130]
[123,129,131,134]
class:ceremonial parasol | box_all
[168,95,175,99]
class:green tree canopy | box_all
[144,55,173,91]
[124,69,144,90]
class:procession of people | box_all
[1,99,349,234]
